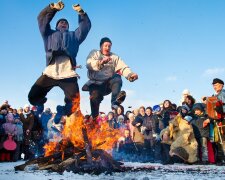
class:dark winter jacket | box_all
[151,114,162,134]
[191,114,209,139]
[132,114,145,132]
[160,108,171,128]
[142,115,155,136]
[40,111,52,131]
[19,112,34,145]
[19,112,34,131]
[38,5,91,66]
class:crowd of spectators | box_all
[0,87,224,166]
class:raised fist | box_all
[128,73,138,82]
[50,0,64,11]
[72,4,85,15]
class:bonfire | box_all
[15,94,124,174]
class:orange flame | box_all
[44,93,122,156]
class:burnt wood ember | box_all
[14,129,124,175]
[14,147,124,175]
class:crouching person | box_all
[160,112,198,164]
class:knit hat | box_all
[152,105,161,113]
[55,18,69,29]
[100,37,112,47]
[192,103,204,112]
[181,104,190,112]
[212,78,224,85]
[184,115,193,122]
[172,147,189,162]
[118,115,124,122]
[45,107,51,113]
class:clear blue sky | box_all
[1,0,225,113]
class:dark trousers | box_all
[28,75,79,115]
[13,141,22,161]
[89,74,122,118]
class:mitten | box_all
[72,4,85,15]
[128,73,138,82]
[50,0,64,11]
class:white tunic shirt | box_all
[43,55,78,79]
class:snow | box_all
[0,161,225,180]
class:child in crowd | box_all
[191,103,210,164]
[2,113,17,161]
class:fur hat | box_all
[212,78,224,85]
[172,147,189,162]
[100,37,112,47]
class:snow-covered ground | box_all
[0,161,225,180]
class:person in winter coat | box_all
[13,118,23,161]
[40,108,52,141]
[131,107,145,160]
[2,113,17,161]
[82,37,138,120]
[19,104,34,160]
[107,111,115,128]
[2,112,17,139]
[160,111,198,164]
[203,78,225,164]
[151,105,163,162]
[160,100,174,129]
[141,107,155,161]
[28,1,91,124]
[191,103,210,164]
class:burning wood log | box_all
[15,103,124,174]
[15,143,124,174]
[82,127,93,164]
[14,145,81,171]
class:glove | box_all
[50,0,64,11]
[128,73,138,82]
[72,4,85,15]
